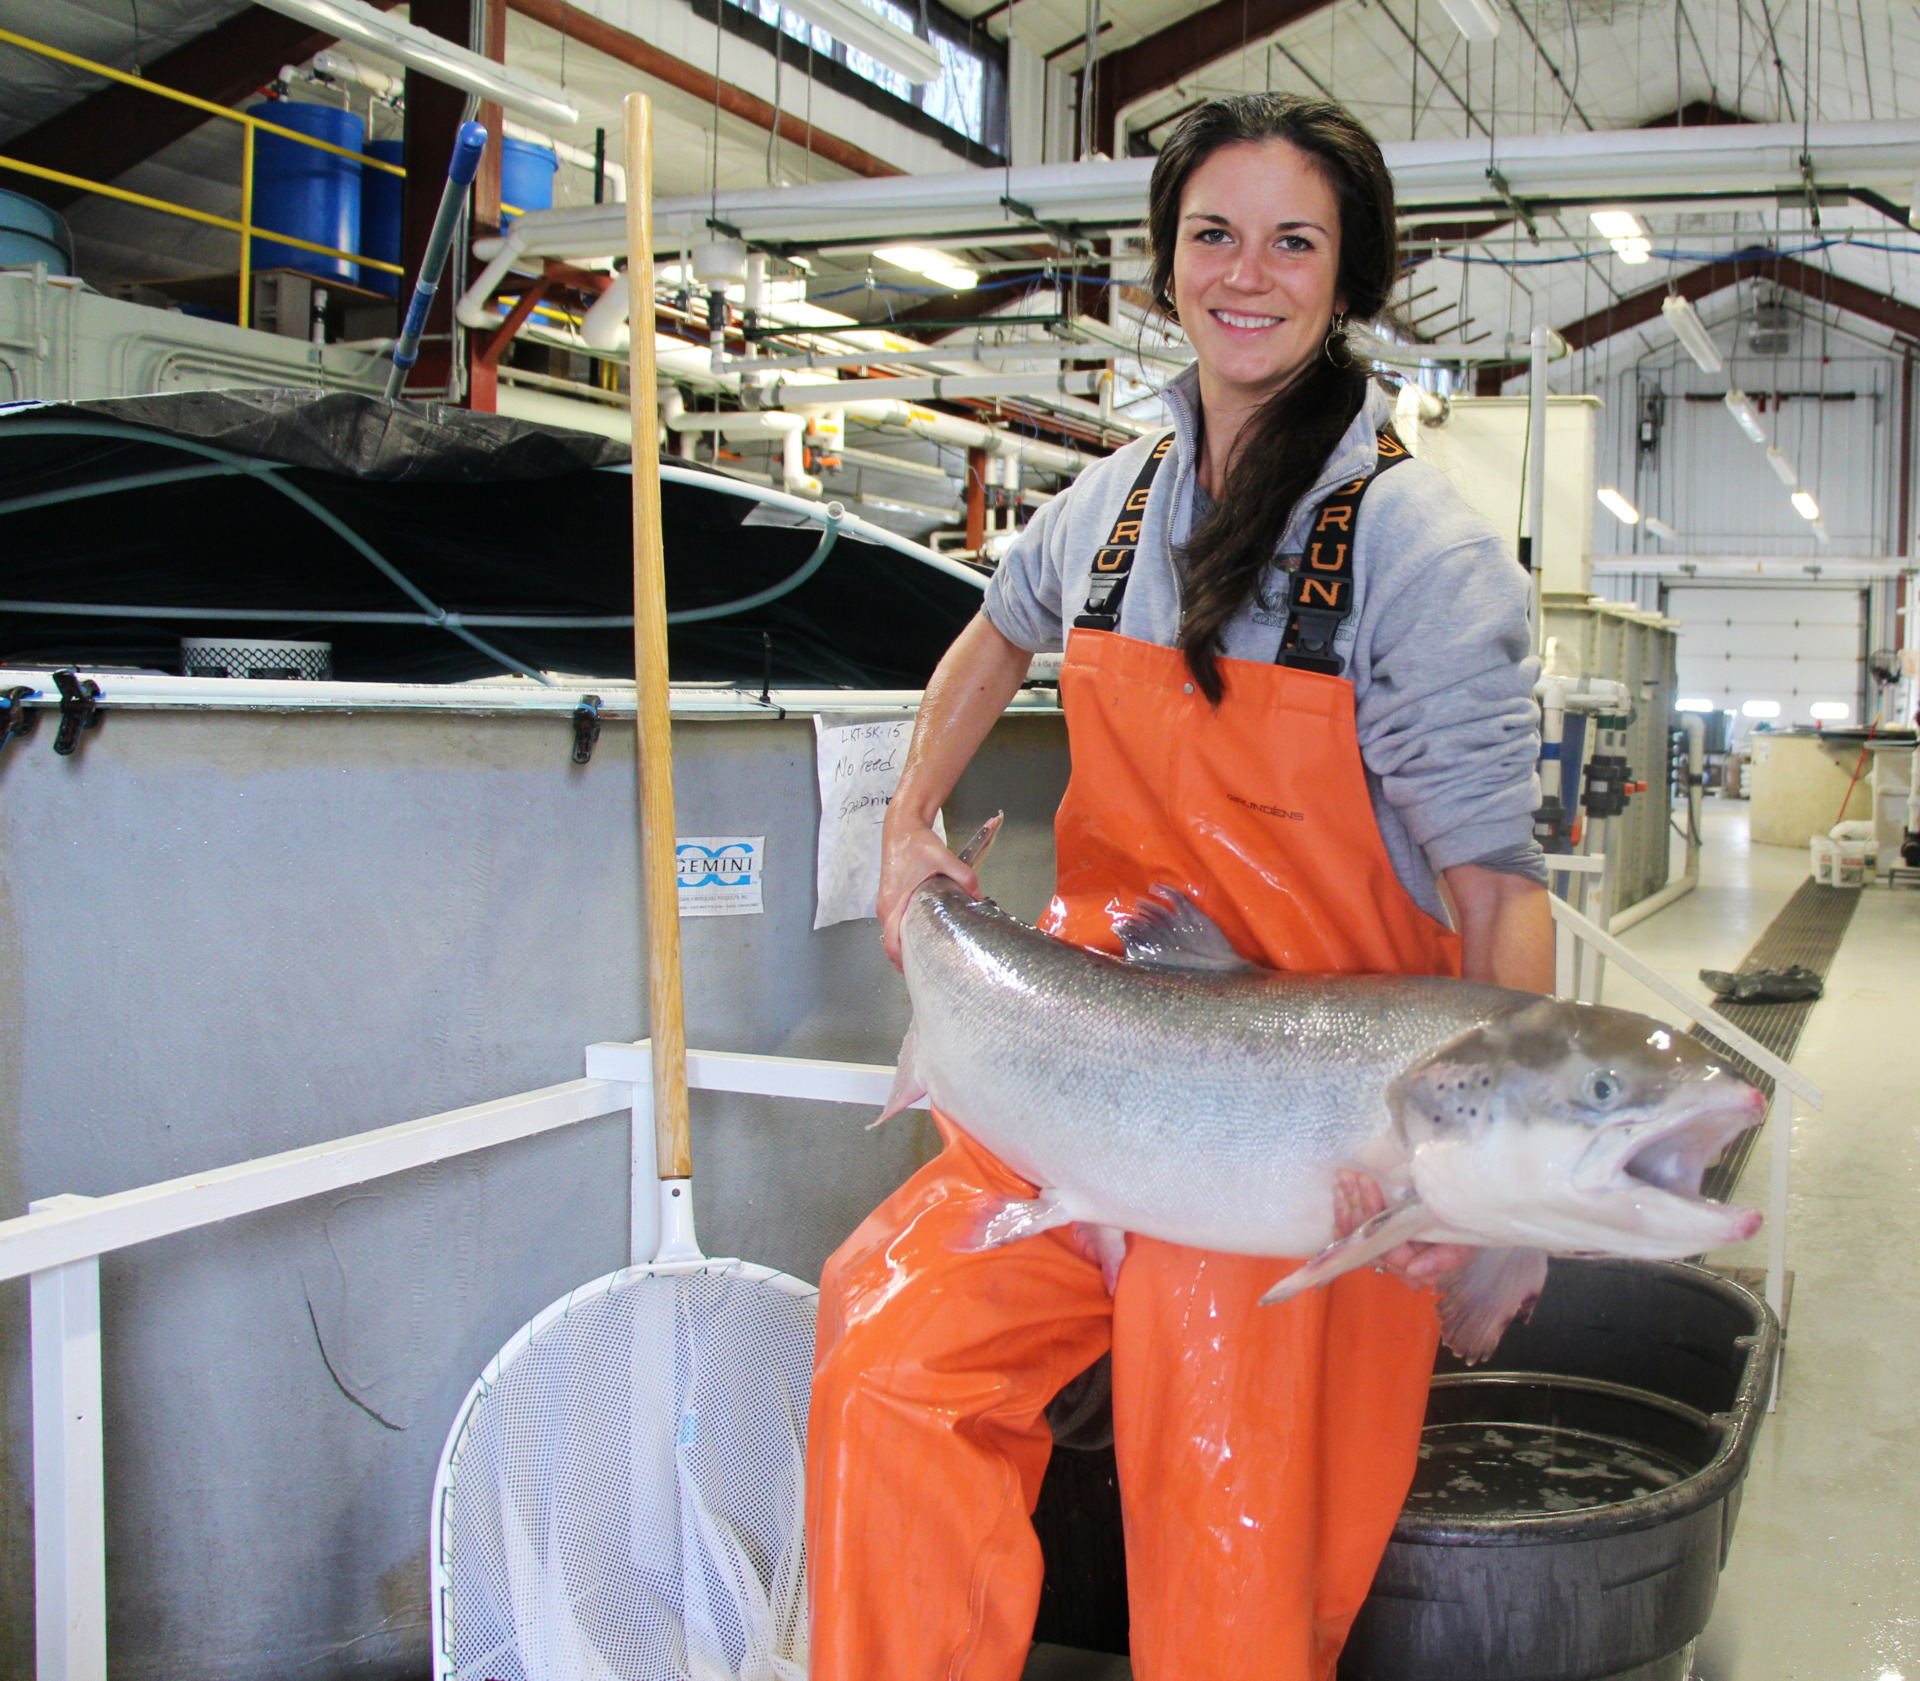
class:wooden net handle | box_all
[623,93,692,1181]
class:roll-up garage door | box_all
[1665,585,1863,726]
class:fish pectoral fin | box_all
[869,1021,927,1129]
[960,1188,1077,1252]
[1112,886,1255,973]
[1437,1246,1549,1366]
[1257,1199,1435,1306]
[1072,1222,1129,1294]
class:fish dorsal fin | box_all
[1112,886,1254,973]
[954,812,1003,871]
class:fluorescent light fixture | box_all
[1724,388,1768,444]
[1766,446,1798,485]
[1597,487,1640,524]
[1434,0,1501,40]
[1810,701,1851,721]
[1589,209,1644,240]
[1676,698,1716,712]
[760,0,943,81]
[1661,294,1724,373]
[1791,490,1821,519]
[1644,515,1680,542]
[1613,237,1652,264]
[1812,517,1831,545]
[251,0,580,125]
[875,246,978,289]
[1742,699,1781,718]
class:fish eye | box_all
[1583,1069,1625,1108]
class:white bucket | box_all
[1809,834,1837,885]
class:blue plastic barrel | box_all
[0,187,71,274]
[499,136,556,222]
[248,100,365,285]
[359,138,405,299]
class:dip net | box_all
[431,1261,819,1681]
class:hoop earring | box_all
[1324,311,1350,367]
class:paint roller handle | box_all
[384,121,490,401]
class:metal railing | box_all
[7,904,1818,1678]
[0,23,408,327]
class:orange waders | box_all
[808,437,1461,1681]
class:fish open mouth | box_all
[1609,1088,1768,1203]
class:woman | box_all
[807,93,1552,1681]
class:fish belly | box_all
[910,963,1384,1258]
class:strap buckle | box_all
[1283,608,1346,676]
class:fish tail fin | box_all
[1258,1198,1435,1306]
[1437,1246,1548,1365]
[870,1020,927,1129]
[953,812,1004,872]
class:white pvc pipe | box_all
[774,369,1103,407]
[790,394,1095,475]
[468,122,1920,263]
[657,389,819,495]
[455,220,534,330]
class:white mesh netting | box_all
[433,1262,820,1681]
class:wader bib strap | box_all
[1072,430,1176,632]
[1072,426,1409,670]
[1277,428,1410,677]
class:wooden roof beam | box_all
[1088,0,1335,158]
[1474,252,1920,393]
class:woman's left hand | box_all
[1334,1169,1475,1289]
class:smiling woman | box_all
[815,90,1555,1681]
[1143,96,1401,703]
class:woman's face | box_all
[1170,139,1345,405]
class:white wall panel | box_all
[1586,344,1900,562]
[1666,584,1864,725]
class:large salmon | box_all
[883,819,1765,1360]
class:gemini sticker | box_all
[677,836,765,917]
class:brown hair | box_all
[1146,93,1399,702]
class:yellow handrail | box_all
[0,154,405,278]
[0,24,407,174]
[0,20,429,329]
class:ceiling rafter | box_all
[1474,252,1920,393]
[1087,0,1336,158]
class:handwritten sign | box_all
[677,836,765,917]
[813,713,942,929]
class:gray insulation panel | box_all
[0,703,1068,1680]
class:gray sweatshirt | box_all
[983,370,1544,924]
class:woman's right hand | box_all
[879,816,978,971]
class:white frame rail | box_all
[0,1045,907,1681]
[1550,894,1821,1385]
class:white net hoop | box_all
[431,1260,820,1681]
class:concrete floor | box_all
[1616,798,1920,1681]
[1021,797,1919,1681]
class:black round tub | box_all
[1338,1258,1779,1681]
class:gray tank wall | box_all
[0,702,1069,1681]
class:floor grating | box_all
[1696,878,1861,1202]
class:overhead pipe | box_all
[463,121,1920,267]
[771,369,1104,408]
[658,388,820,496]
[792,396,1097,476]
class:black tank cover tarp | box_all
[0,389,983,687]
